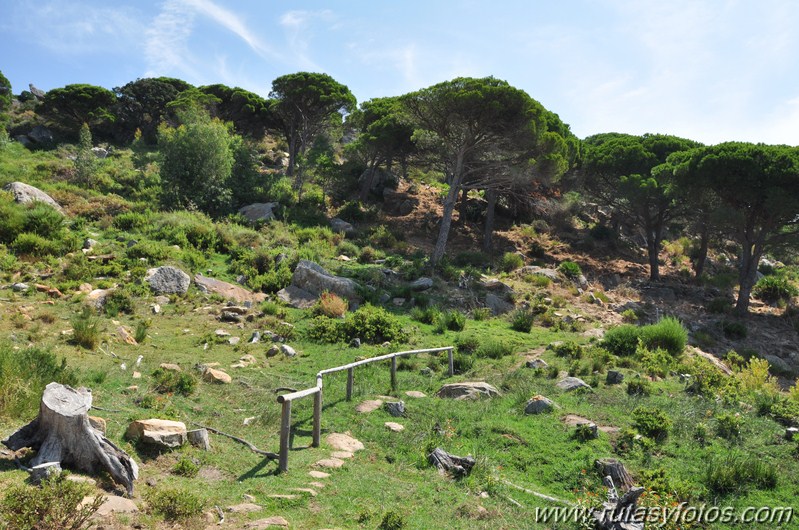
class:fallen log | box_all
[2,382,138,495]
[427,447,475,477]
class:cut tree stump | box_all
[1,382,138,495]
[595,458,634,491]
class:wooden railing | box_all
[275,346,454,472]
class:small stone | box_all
[242,494,257,502]
[526,358,548,369]
[327,433,365,452]
[331,451,353,459]
[290,487,318,497]
[227,503,262,513]
[229,337,241,345]
[556,377,592,392]
[215,329,231,337]
[203,368,232,384]
[220,311,241,323]
[314,458,345,469]
[267,494,298,500]
[245,516,290,528]
[355,399,383,413]
[309,470,330,479]
[91,495,139,516]
[606,370,624,385]
[309,481,326,489]
[132,371,141,379]
[151,303,161,314]
[384,400,405,417]
[159,363,181,371]
[266,344,280,357]
[350,338,361,348]
[124,385,138,393]
[250,331,261,343]
[11,283,29,292]
[524,395,556,414]
[385,422,405,432]
[405,390,426,398]
[280,344,297,357]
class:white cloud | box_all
[183,0,278,60]
[144,0,200,80]
[279,10,336,71]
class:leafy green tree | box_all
[348,96,416,201]
[581,133,701,281]
[269,72,356,186]
[158,107,235,217]
[679,142,799,315]
[38,84,117,137]
[0,70,11,129]
[199,84,274,138]
[114,77,193,143]
[74,123,96,186]
[403,76,552,265]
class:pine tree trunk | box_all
[482,188,497,252]
[694,223,709,281]
[431,151,465,266]
[2,383,138,495]
[646,236,660,281]
[735,240,762,316]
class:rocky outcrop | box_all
[330,218,355,235]
[276,284,317,309]
[290,260,361,301]
[145,266,190,295]
[382,188,417,216]
[239,202,278,223]
[3,182,64,214]
[557,377,592,392]
[436,382,500,400]
[524,395,557,414]
[125,419,187,449]
[194,274,266,303]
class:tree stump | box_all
[2,383,138,495]
[595,458,634,491]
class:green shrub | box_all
[639,317,686,357]
[0,344,76,419]
[152,211,218,250]
[471,307,491,321]
[345,305,407,344]
[601,324,640,357]
[715,412,742,439]
[707,296,733,314]
[637,344,676,378]
[145,486,205,521]
[126,240,171,262]
[455,335,480,354]
[11,232,60,256]
[477,339,513,359]
[410,305,442,325]
[722,320,747,340]
[510,309,535,333]
[307,316,346,343]
[627,379,652,397]
[620,309,638,323]
[753,275,798,304]
[550,341,583,359]
[451,352,475,374]
[152,368,197,396]
[172,457,200,477]
[23,203,64,238]
[70,306,101,350]
[135,320,151,344]
[632,406,671,441]
[113,210,153,231]
[500,252,524,272]
[704,453,777,494]
[378,510,406,530]
[558,260,582,279]
[249,263,292,293]
[439,310,466,332]
[104,289,134,317]
[0,473,103,530]
[694,422,710,446]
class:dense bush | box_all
[0,344,76,419]
[753,275,798,304]
[557,260,582,279]
[411,305,442,325]
[151,368,197,396]
[0,473,102,530]
[437,310,466,332]
[500,252,523,272]
[704,453,777,494]
[144,486,205,521]
[510,309,535,333]
[632,406,672,441]
[70,307,101,350]
[601,324,640,357]
[309,305,407,345]
[477,339,513,359]
[626,378,652,397]
[715,412,742,439]
[639,317,686,356]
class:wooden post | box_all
[346,368,354,401]
[278,400,292,472]
[447,347,454,376]
[312,388,321,448]
[390,356,397,391]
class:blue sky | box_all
[2,0,798,145]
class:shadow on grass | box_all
[237,457,279,481]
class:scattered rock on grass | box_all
[314,458,345,469]
[203,368,232,384]
[385,422,405,432]
[385,401,405,417]
[524,395,556,415]
[125,419,187,449]
[355,400,383,413]
[145,266,190,295]
[244,516,289,529]
[556,377,592,392]
[326,433,364,453]
[437,382,500,400]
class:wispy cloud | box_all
[183,0,278,60]
[4,0,144,55]
[144,0,200,79]
[279,10,335,71]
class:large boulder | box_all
[291,260,361,301]
[556,376,592,392]
[194,274,266,303]
[145,266,190,295]
[276,284,317,309]
[515,266,560,282]
[330,218,355,235]
[382,188,416,216]
[27,125,54,145]
[239,202,278,223]
[524,395,557,414]
[3,182,64,214]
[436,382,500,400]
[125,419,187,449]
[486,293,514,315]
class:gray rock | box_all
[486,293,514,315]
[3,182,64,214]
[11,282,29,292]
[409,277,433,291]
[762,354,792,374]
[125,419,187,449]
[144,266,190,295]
[291,260,361,301]
[29,462,62,485]
[437,382,500,400]
[280,344,297,357]
[220,311,242,323]
[276,284,317,309]
[350,338,361,348]
[524,395,556,414]
[266,345,280,358]
[238,202,279,223]
[83,238,97,250]
[556,377,592,392]
[91,147,108,159]
[384,401,405,417]
[28,84,46,99]
[606,370,624,385]
[575,422,599,439]
[27,125,53,144]
[516,266,560,282]
[526,358,548,369]
[250,331,261,344]
[330,218,355,235]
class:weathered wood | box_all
[312,389,322,448]
[390,357,397,390]
[447,347,454,376]
[190,423,277,459]
[346,368,354,401]
[427,447,475,477]
[2,383,138,495]
[595,458,634,491]
[278,400,292,472]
